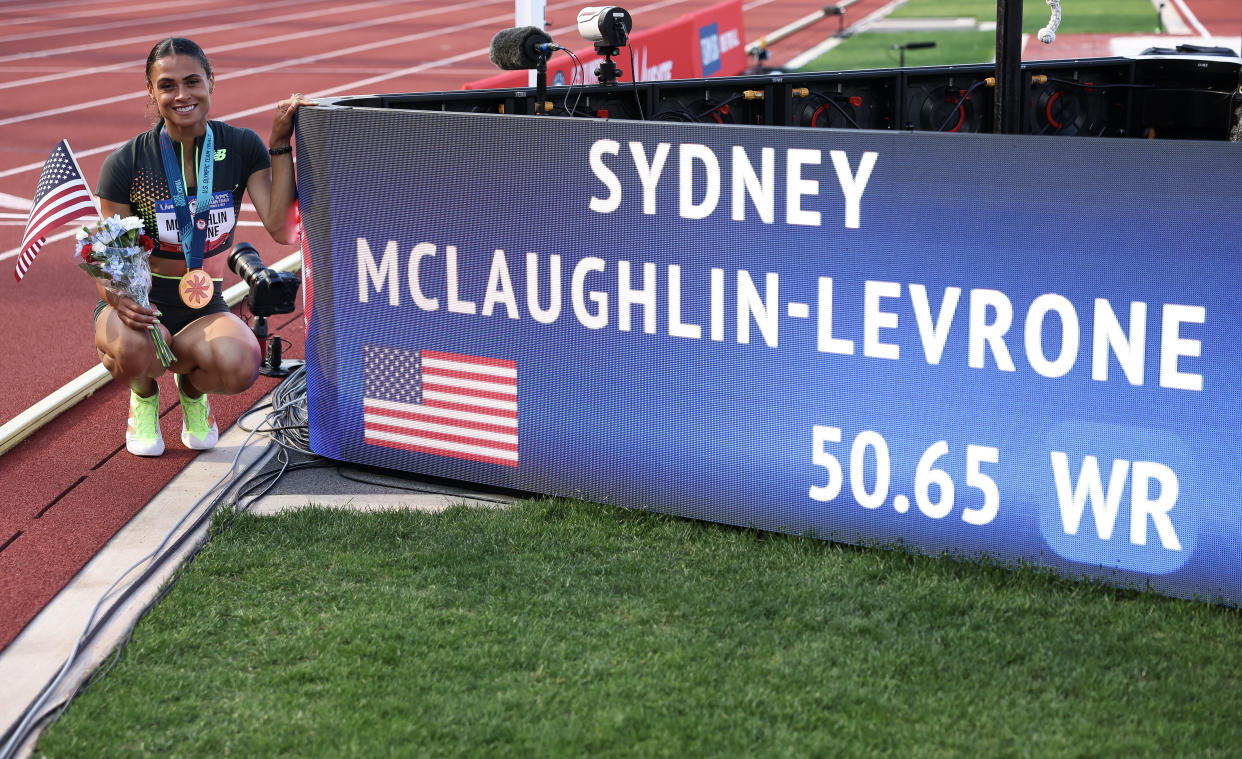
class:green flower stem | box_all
[150,330,176,367]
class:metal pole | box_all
[994,0,1023,134]
[516,0,547,88]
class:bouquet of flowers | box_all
[76,214,176,366]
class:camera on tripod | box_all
[228,242,300,317]
[228,242,301,376]
[578,6,633,85]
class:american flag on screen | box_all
[15,140,97,282]
[363,346,518,467]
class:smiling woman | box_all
[91,37,314,457]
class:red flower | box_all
[80,243,93,260]
[138,234,155,251]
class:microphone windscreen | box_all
[489,26,549,70]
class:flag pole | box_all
[62,139,101,218]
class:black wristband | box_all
[268,145,293,155]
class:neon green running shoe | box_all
[176,375,218,450]
[125,388,164,457]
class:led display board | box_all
[296,104,1242,604]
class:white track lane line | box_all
[1167,0,1212,37]
[0,0,497,91]
[784,0,908,69]
[0,191,32,211]
[0,0,516,131]
[0,0,520,128]
[1,227,77,261]
[0,0,193,14]
[0,0,698,180]
[0,0,300,46]
[3,0,228,28]
[0,0,507,95]
[0,0,499,65]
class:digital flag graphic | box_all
[15,139,97,282]
[362,346,518,467]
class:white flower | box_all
[75,226,92,241]
[119,216,143,232]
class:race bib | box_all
[155,191,235,253]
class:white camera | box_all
[577,6,633,47]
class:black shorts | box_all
[93,274,230,335]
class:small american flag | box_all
[14,140,97,282]
[363,346,518,467]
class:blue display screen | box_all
[296,106,1242,604]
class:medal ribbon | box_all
[157,123,214,270]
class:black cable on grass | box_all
[6,435,270,757]
[4,366,321,759]
[334,467,520,506]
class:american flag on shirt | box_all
[363,346,518,467]
[14,140,97,282]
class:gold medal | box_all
[179,268,214,309]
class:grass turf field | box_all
[36,503,1242,757]
[801,0,1163,71]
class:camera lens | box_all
[227,242,266,286]
[226,242,300,317]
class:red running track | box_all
[0,0,872,651]
[1184,0,1242,36]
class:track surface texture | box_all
[0,0,888,652]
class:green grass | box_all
[803,30,997,72]
[38,501,1242,758]
[801,0,1164,71]
[890,0,1163,34]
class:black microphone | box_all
[489,26,559,70]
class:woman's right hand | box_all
[106,289,160,331]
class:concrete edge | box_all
[247,492,516,516]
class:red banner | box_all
[465,0,746,90]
